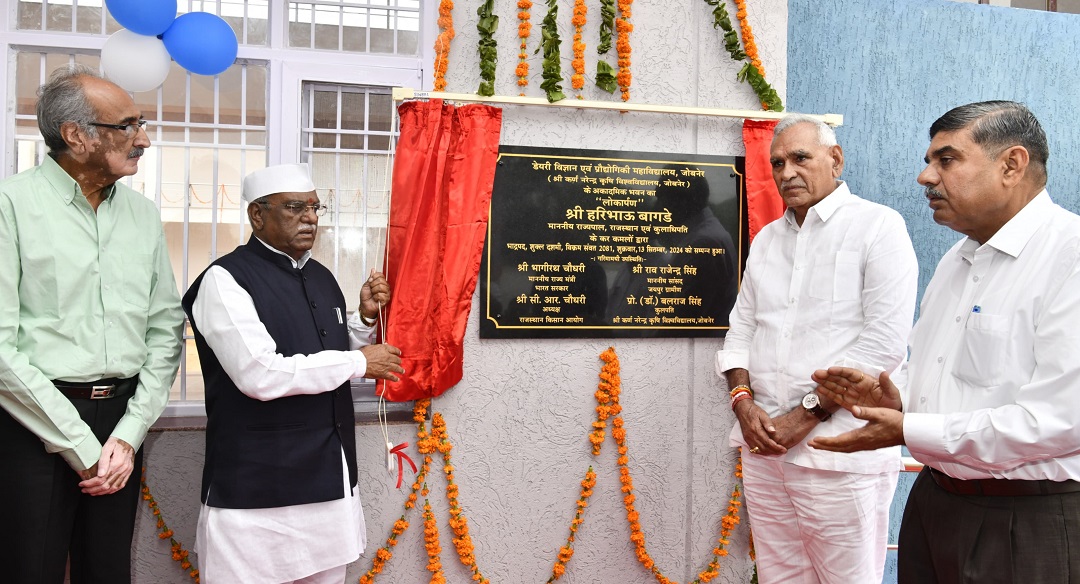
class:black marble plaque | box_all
[480,145,747,338]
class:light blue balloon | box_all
[105,0,177,37]
[162,12,239,77]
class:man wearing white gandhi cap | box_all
[182,163,405,583]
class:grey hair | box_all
[773,114,838,148]
[36,64,101,156]
[929,100,1048,185]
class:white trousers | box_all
[741,454,898,584]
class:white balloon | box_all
[101,29,172,93]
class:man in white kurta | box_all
[811,101,1080,583]
[184,164,404,584]
[716,116,918,583]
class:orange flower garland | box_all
[733,0,763,78]
[615,0,633,101]
[432,0,455,91]
[564,348,746,584]
[359,399,435,584]
[423,500,446,583]
[571,0,587,95]
[547,467,596,581]
[432,412,489,583]
[141,468,200,583]
[516,0,532,94]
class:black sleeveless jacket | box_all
[182,237,357,509]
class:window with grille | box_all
[4,1,428,419]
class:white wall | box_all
[133,0,788,581]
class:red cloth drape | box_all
[381,99,502,401]
[742,119,784,242]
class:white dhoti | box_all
[195,452,366,584]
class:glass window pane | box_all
[46,2,73,32]
[313,132,337,149]
[341,134,363,150]
[75,4,100,34]
[341,92,364,131]
[190,76,217,124]
[313,90,339,129]
[160,63,189,123]
[15,53,41,117]
[18,1,43,30]
[218,67,243,126]
[369,92,392,133]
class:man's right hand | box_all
[76,463,99,482]
[734,399,787,456]
[361,343,404,381]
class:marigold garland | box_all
[141,468,200,583]
[432,0,455,91]
[547,467,596,581]
[423,499,446,583]
[615,0,633,101]
[432,412,489,583]
[516,0,533,94]
[359,399,435,584]
[570,0,587,95]
[553,348,747,583]
[725,0,783,111]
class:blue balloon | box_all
[105,0,177,36]
[162,12,238,77]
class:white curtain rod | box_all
[391,87,844,127]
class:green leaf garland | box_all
[595,60,618,93]
[537,0,565,102]
[597,0,616,54]
[702,0,783,111]
[476,0,498,97]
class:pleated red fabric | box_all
[742,119,784,242]
[381,99,502,401]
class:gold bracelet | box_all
[359,312,377,326]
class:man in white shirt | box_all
[812,101,1080,583]
[716,115,918,583]
[182,163,404,584]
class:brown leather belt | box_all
[52,377,138,400]
[928,467,1080,497]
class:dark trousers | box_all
[899,468,1080,584]
[0,394,143,584]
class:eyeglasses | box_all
[89,119,149,137]
[257,201,329,216]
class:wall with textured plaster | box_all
[787,1,1080,581]
[131,1,787,582]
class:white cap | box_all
[242,163,316,203]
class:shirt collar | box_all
[40,154,117,205]
[784,180,851,228]
[254,235,312,269]
[957,189,1052,262]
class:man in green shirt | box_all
[0,65,184,583]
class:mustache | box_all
[925,187,945,199]
[781,179,806,191]
[128,147,144,159]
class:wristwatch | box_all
[801,392,831,422]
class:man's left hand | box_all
[359,269,391,320]
[808,405,905,453]
[79,436,135,496]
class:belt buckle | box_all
[90,385,115,399]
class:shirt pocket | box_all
[953,312,1009,386]
[120,253,154,309]
[808,250,862,302]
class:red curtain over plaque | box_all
[382,99,502,401]
[742,119,784,242]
